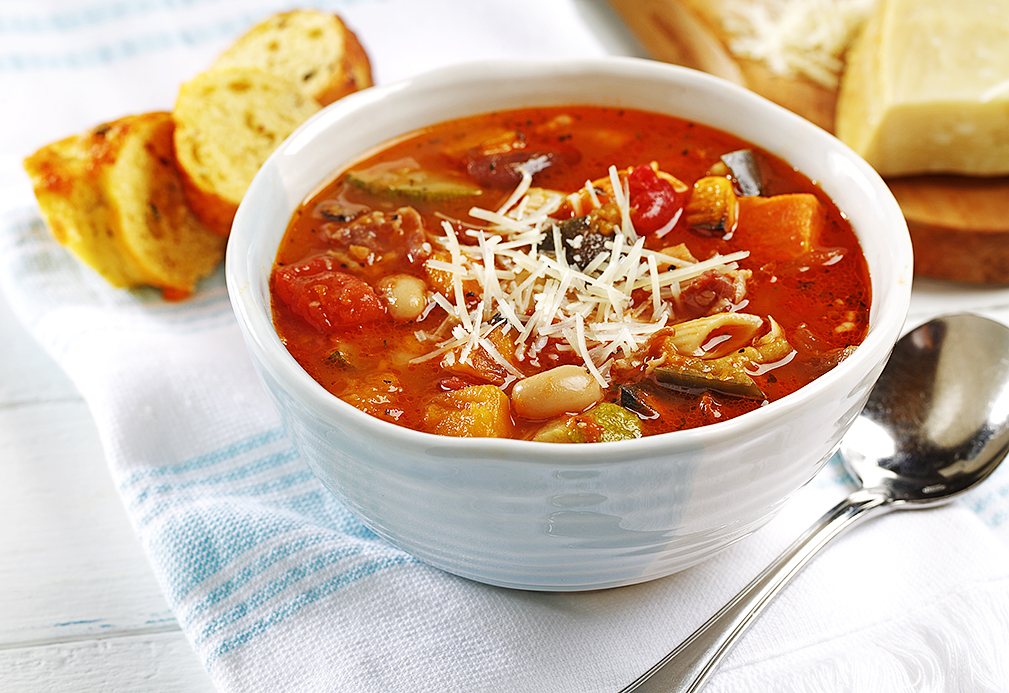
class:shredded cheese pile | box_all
[412,167,748,386]
[722,0,877,87]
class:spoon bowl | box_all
[621,312,1009,693]
[843,313,1009,505]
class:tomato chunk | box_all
[627,164,683,234]
[274,255,386,333]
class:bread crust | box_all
[23,10,373,294]
[24,126,151,288]
[172,67,321,236]
[319,23,374,105]
[175,164,238,239]
[23,113,226,298]
[210,10,373,107]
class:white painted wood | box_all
[0,631,216,693]
[0,284,216,691]
[0,401,176,645]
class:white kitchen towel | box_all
[3,2,1009,691]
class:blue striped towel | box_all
[3,2,1009,691]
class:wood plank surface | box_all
[0,286,215,692]
[605,0,1009,284]
[0,631,214,693]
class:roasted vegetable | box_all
[547,215,607,270]
[653,318,794,400]
[735,193,823,259]
[423,384,514,438]
[540,203,620,270]
[530,402,642,443]
[341,372,406,423]
[654,360,765,399]
[443,325,523,387]
[720,149,764,196]
[619,384,659,419]
[685,176,738,235]
[347,160,482,202]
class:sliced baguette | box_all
[24,128,150,289]
[172,67,321,237]
[210,10,373,106]
[23,112,226,299]
[103,112,227,297]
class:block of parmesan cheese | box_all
[835,0,1009,177]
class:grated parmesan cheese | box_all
[721,0,877,87]
[410,167,749,387]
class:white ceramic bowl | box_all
[227,57,913,591]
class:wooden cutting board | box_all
[607,0,1009,284]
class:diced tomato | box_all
[273,255,386,333]
[627,164,683,234]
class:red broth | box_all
[271,106,870,442]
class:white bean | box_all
[511,365,604,420]
[377,274,428,321]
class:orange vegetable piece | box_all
[424,249,481,298]
[735,193,824,259]
[443,325,523,386]
[423,384,514,438]
[341,372,406,424]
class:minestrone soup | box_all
[271,106,871,442]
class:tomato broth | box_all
[271,106,871,442]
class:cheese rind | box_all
[835,0,1009,177]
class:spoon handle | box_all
[619,488,893,693]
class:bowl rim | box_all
[227,56,913,464]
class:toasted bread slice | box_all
[210,10,373,107]
[172,67,321,236]
[23,113,226,298]
[103,112,227,298]
[24,128,150,288]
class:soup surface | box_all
[271,106,871,442]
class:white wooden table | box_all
[0,285,216,691]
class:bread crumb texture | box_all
[211,10,373,106]
[172,67,321,235]
[22,9,373,295]
[24,113,227,299]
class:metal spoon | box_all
[620,312,1009,693]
